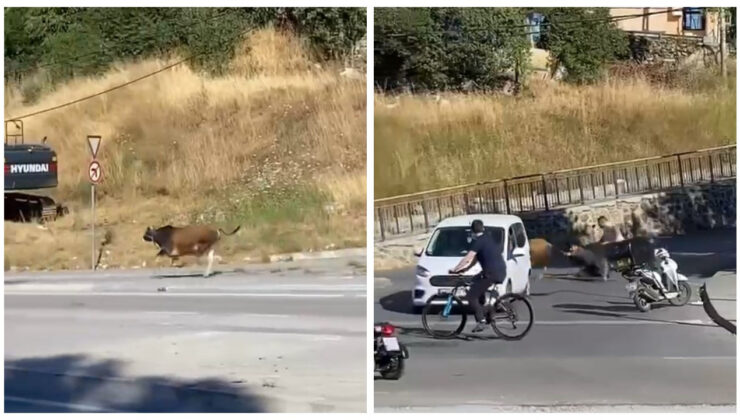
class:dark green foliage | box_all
[4,7,366,85]
[375,8,531,91]
[537,8,629,84]
[289,8,367,60]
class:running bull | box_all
[143,224,241,277]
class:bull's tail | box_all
[218,225,241,237]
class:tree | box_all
[375,8,446,90]
[538,8,628,84]
[290,8,366,61]
[375,8,531,92]
[4,7,366,87]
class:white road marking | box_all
[534,319,713,326]
[141,311,200,316]
[4,395,117,412]
[4,291,361,299]
[4,309,291,319]
[391,319,716,328]
[308,335,344,341]
[163,283,366,291]
[662,356,735,360]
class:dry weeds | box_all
[375,67,735,198]
[4,28,366,271]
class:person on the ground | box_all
[564,243,609,281]
[448,219,507,333]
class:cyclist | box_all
[449,219,507,333]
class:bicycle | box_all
[421,278,534,340]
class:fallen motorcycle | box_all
[374,323,409,380]
[620,248,692,312]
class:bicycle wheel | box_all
[422,295,466,338]
[490,293,534,340]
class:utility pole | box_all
[719,7,727,78]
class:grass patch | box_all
[4,28,366,271]
[375,63,736,198]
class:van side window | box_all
[513,223,527,248]
[508,227,516,253]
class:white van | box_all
[412,214,532,309]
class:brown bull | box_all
[143,224,241,277]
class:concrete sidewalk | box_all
[4,254,367,296]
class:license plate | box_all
[626,282,638,292]
[382,337,400,352]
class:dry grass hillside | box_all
[4,28,366,271]
[375,64,736,198]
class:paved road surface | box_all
[374,230,736,412]
[5,257,366,413]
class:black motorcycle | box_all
[374,322,409,380]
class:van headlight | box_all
[415,265,430,278]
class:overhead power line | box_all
[7,57,193,121]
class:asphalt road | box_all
[374,230,736,412]
[4,257,367,413]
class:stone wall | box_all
[522,180,736,246]
[374,180,735,269]
[628,33,704,63]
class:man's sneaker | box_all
[472,321,488,333]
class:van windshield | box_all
[426,227,505,257]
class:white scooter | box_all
[622,248,692,312]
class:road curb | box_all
[266,247,366,263]
[4,248,367,280]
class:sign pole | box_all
[87,135,102,271]
[92,184,96,270]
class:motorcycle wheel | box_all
[668,281,692,306]
[634,291,652,312]
[380,356,404,380]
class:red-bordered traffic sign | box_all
[88,160,103,184]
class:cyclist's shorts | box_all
[478,271,506,284]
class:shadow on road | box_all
[395,326,501,345]
[4,354,267,413]
[379,291,417,315]
[552,303,718,328]
[553,302,641,314]
[540,273,602,283]
[529,289,625,299]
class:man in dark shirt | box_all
[449,219,507,333]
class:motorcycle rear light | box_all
[381,324,396,337]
